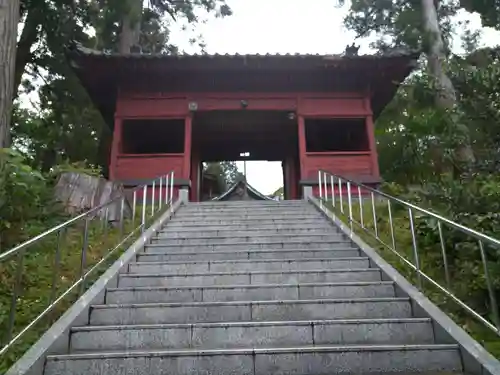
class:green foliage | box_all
[460,0,500,30]
[326,193,500,356]
[204,161,244,191]
[0,219,136,372]
[13,0,233,175]
[344,0,458,51]
[0,149,64,251]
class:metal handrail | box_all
[317,170,500,336]
[0,171,175,358]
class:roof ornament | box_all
[345,43,360,56]
[333,0,346,8]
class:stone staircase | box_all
[44,200,464,375]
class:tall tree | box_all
[344,0,475,167]
[0,0,21,148]
[460,0,500,30]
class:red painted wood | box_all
[299,98,369,116]
[109,91,380,201]
[298,115,307,180]
[122,92,364,99]
[115,154,184,181]
[116,97,188,118]
[288,156,298,200]
[114,92,371,118]
[190,97,297,111]
[183,116,192,181]
[365,115,380,177]
[190,150,200,202]
[109,117,122,179]
[303,153,373,180]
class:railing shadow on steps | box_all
[315,169,500,345]
[0,171,175,368]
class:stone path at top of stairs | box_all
[44,200,464,375]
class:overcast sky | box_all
[167,0,500,195]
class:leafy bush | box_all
[0,149,66,250]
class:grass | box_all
[0,204,167,373]
[321,196,500,357]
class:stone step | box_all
[106,281,396,304]
[89,298,412,325]
[158,227,338,238]
[179,204,315,212]
[118,268,382,288]
[165,218,327,226]
[137,248,360,262]
[144,239,352,252]
[127,257,370,274]
[176,209,318,217]
[161,222,335,233]
[70,318,435,352]
[189,201,305,207]
[44,345,463,375]
[172,213,322,220]
[151,234,345,246]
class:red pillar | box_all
[288,156,298,199]
[190,151,200,201]
[366,115,380,177]
[109,116,122,180]
[297,115,307,180]
[183,115,193,182]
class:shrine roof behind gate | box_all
[65,44,420,125]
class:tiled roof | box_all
[68,43,420,61]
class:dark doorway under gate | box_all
[190,110,300,201]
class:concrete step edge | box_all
[119,268,381,278]
[160,227,336,232]
[107,281,395,293]
[47,344,459,360]
[166,219,327,224]
[141,248,358,255]
[71,317,432,332]
[153,234,343,241]
[130,257,369,266]
[146,239,351,248]
[91,297,410,309]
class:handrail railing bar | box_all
[319,169,500,247]
[408,208,423,288]
[151,180,155,217]
[5,250,25,344]
[0,171,175,358]
[437,221,451,289]
[159,178,163,209]
[330,175,335,208]
[358,186,364,228]
[349,215,418,271]
[478,240,500,330]
[419,266,499,334]
[0,274,81,357]
[0,194,163,357]
[0,174,171,262]
[317,169,500,337]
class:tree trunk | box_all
[421,0,475,165]
[14,8,41,98]
[118,0,142,53]
[0,0,21,148]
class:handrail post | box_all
[318,170,323,201]
[165,175,169,206]
[141,185,147,232]
[170,171,174,203]
[159,177,163,209]
[151,180,155,217]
